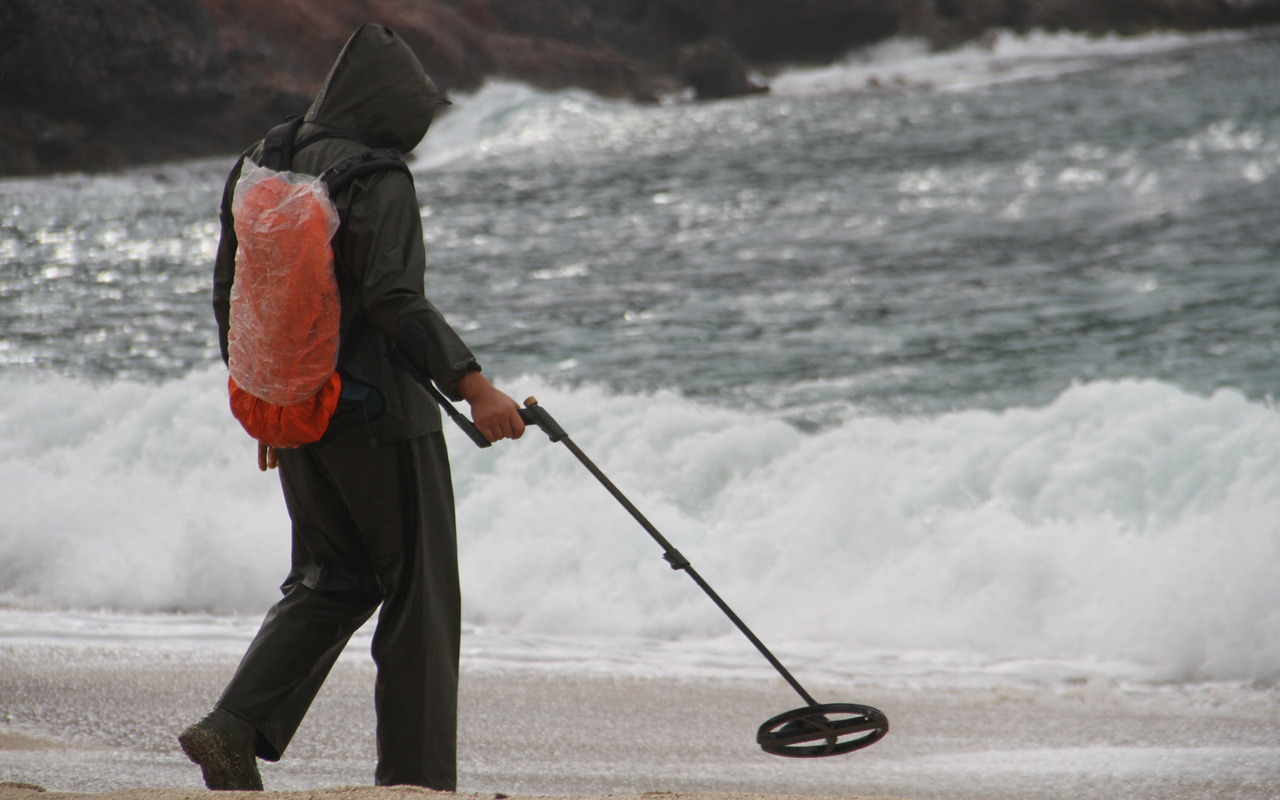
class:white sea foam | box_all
[0,369,291,613]
[406,29,1253,145]
[413,82,623,170]
[1,370,1277,682]
[769,28,1251,97]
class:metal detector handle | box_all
[418,384,563,449]
[518,397,567,442]
[455,395,566,448]
[448,403,493,449]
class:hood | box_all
[304,24,440,153]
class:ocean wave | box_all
[411,28,1254,170]
[1,369,1277,681]
[412,81,626,171]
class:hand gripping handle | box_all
[449,395,567,448]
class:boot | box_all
[178,708,264,791]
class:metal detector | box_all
[423,380,889,757]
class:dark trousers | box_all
[215,433,460,791]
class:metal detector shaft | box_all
[519,397,820,708]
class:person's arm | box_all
[339,169,478,398]
[339,169,523,440]
[456,371,524,441]
[211,157,246,366]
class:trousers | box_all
[215,432,460,790]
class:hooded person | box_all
[180,24,525,792]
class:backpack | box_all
[225,116,411,448]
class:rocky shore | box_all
[2,0,1278,176]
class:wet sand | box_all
[2,644,1277,800]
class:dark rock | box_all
[0,0,238,174]
[678,38,768,100]
[1231,0,1280,24]
[0,0,227,117]
[565,0,722,65]
[487,34,662,100]
[902,0,1029,48]
[1024,0,1233,34]
[456,0,591,43]
[714,0,906,63]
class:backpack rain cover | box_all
[227,161,343,448]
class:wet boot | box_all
[178,708,264,791]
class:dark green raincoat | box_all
[208,24,470,791]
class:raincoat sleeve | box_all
[338,168,480,400]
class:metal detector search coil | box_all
[513,396,890,758]
[757,703,888,757]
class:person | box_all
[179,24,524,792]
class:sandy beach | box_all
[3,642,1278,800]
[0,784,908,800]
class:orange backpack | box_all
[225,118,410,448]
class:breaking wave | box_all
[1,370,1277,682]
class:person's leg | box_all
[323,434,460,790]
[214,583,380,758]
[183,443,384,785]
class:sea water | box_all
[2,27,1279,798]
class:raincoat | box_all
[206,24,469,791]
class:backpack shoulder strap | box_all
[319,149,414,370]
[259,117,403,184]
[220,154,247,226]
[320,149,413,195]
[295,127,365,153]
[260,116,307,171]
